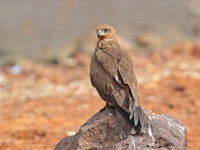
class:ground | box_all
[0,41,200,150]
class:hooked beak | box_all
[97,30,105,38]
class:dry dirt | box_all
[0,41,200,150]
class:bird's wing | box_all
[96,47,139,107]
[95,48,118,78]
[96,47,143,126]
[117,51,140,106]
[90,55,97,87]
[95,48,128,109]
[117,51,142,126]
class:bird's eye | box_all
[104,28,108,32]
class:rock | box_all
[54,107,187,150]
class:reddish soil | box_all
[0,41,200,150]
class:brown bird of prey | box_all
[90,24,148,133]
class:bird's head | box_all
[96,24,116,40]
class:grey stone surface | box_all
[54,107,187,150]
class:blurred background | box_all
[0,0,200,149]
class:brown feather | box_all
[90,24,148,132]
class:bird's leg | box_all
[99,103,111,112]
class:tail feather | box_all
[134,106,147,127]
[115,105,147,133]
[134,107,139,126]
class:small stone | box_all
[10,64,23,75]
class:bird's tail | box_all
[115,105,148,133]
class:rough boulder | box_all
[54,107,187,150]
